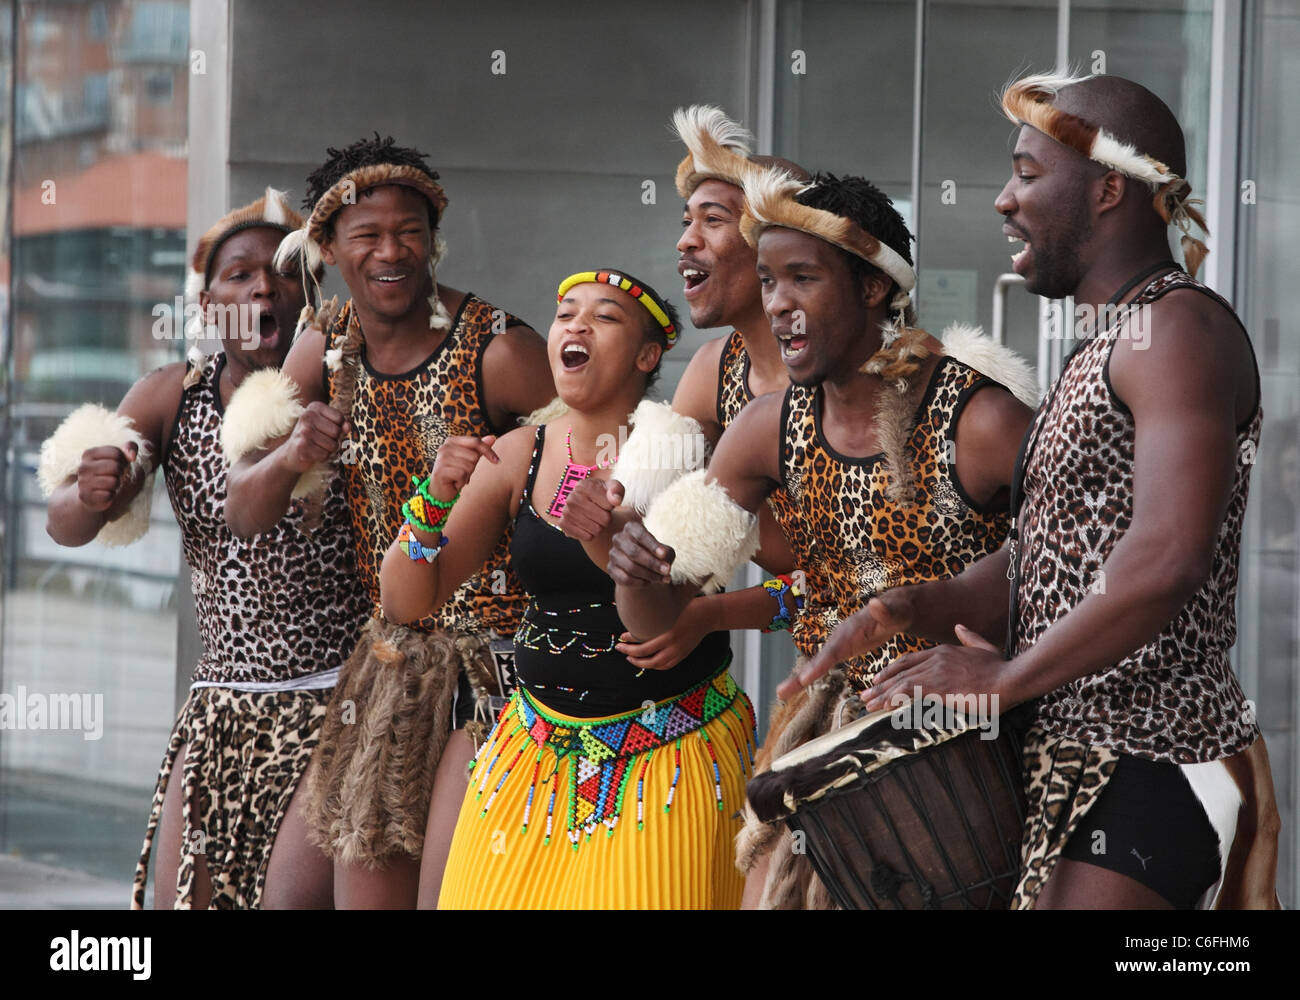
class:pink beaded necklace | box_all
[547,426,614,518]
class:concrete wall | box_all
[211,0,759,392]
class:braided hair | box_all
[304,133,442,232]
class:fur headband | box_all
[274,162,452,334]
[672,105,756,199]
[739,167,916,317]
[1001,71,1210,277]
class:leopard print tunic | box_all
[776,357,1012,688]
[715,329,803,554]
[327,293,529,638]
[1012,269,1261,763]
[164,352,369,685]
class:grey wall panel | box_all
[225,0,754,398]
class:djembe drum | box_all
[747,706,1026,909]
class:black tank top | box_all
[508,426,730,717]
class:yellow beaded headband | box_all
[556,270,679,348]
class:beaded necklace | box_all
[546,426,615,518]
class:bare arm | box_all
[857,296,1255,712]
[225,327,336,538]
[481,325,558,431]
[669,336,727,448]
[380,428,528,625]
[46,363,184,547]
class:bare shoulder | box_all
[1111,285,1256,419]
[484,321,548,364]
[714,389,784,476]
[672,335,729,425]
[119,360,189,461]
[957,382,1034,441]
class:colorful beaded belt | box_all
[470,659,755,848]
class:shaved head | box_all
[748,155,811,184]
[1052,75,1187,178]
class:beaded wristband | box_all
[760,574,805,633]
[397,519,448,563]
[403,478,459,534]
[413,475,458,512]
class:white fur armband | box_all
[38,404,155,547]
[612,401,708,514]
[221,368,329,499]
[642,470,759,594]
[940,323,1040,408]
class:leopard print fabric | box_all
[327,293,528,637]
[1013,270,1261,763]
[131,686,329,909]
[165,353,368,684]
[1010,727,1119,909]
[776,358,1011,688]
[714,329,804,557]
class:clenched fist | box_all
[283,402,348,473]
[76,444,141,513]
[559,477,624,541]
[430,435,499,501]
[608,521,675,587]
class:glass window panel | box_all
[1,0,188,891]
[1234,0,1299,909]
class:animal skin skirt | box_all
[131,685,329,909]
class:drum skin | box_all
[747,717,1027,910]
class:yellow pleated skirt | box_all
[438,670,755,909]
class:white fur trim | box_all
[38,404,155,546]
[673,104,753,164]
[520,396,569,427]
[263,186,290,227]
[220,368,328,498]
[1181,759,1243,910]
[940,322,1041,408]
[184,269,205,300]
[1089,130,1171,189]
[273,226,323,278]
[95,471,155,547]
[642,471,759,594]
[221,368,303,465]
[612,401,707,514]
[38,404,149,496]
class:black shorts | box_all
[1062,752,1221,909]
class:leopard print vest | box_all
[777,357,1012,687]
[1013,269,1261,763]
[164,353,369,685]
[715,329,803,556]
[327,293,528,637]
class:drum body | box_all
[747,709,1026,910]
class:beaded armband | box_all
[402,475,458,533]
[760,574,805,633]
[397,519,448,564]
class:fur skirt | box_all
[305,618,492,866]
[735,660,865,910]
